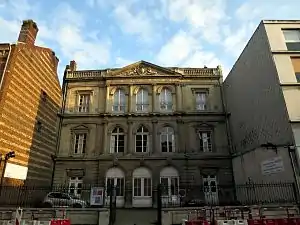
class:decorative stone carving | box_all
[118,65,158,76]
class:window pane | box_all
[283,30,300,42]
[171,177,179,195]
[144,178,151,197]
[160,178,169,196]
[134,178,141,196]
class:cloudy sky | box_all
[0,0,300,83]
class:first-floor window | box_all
[106,177,125,196]
[74,133,87,154]
[135,126,149,152]
[198,131,212,152]
[69,177,83,197]
[110,127,125,153]
[160,177,179,196]
[133,178,152,197]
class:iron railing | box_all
[0,182,297,208]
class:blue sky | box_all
[1,0,300,83]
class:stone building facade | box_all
[0,20,62,186]
[54,60,233,207]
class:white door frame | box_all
[105,177,125,207]
[132,177,152,207]
[203,175,218,205]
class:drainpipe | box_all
[217,67,237,201]
[0,45,12,93]
[50,68,69,187]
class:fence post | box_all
[157,184,162,225]
[292,182,300,205]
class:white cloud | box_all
[113,4,154,42]
[0,18,20,43]
[161,0,228,43]
[156,30,200,65]
[222,22,256,57]
[37,3,111,70]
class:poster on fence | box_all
[90,187,104,206]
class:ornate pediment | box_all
[109,61,181,77]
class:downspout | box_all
[0,44,12,93]
[217,66,237,201]
[51,68,69,187]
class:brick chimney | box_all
[70,60,77,72]
[18,20,39,45]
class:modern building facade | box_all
[53,60,233,208]
[0,20,62,186]
[223,20,300,186]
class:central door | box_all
[132,167,152,207]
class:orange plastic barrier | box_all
[50,219,71,225]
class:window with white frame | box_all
[195,92,207,110]
[74,133,87,154]
[135,126,149,153]
[110,127,125,153]
[78,94,90,112]
[197,131,212,152]
[106,177,125,196]
[133,177,152,197]
[136,88,149,112]
[69,177,83,197]
[283,30,300,51]
[113,89,126,112]
[159,88,172,111]
[160,127,175,153]
[160,177,179,196]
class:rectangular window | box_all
[78,94,90,112]
[161,133,175,153]
[283,30,300,51]
[106,178,124,196]
[195,92,207,110]
[160,178,169,196]
[74,133,87,154]
[136,135,148,152]
[291,57,300,82]
[69,177,83,197]
[110,135,125,153]
[198,131,212,152]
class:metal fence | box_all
[0,182,297,208]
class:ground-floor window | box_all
[106,177,125,196]
[133,177,152,197]
[69,177,83,197]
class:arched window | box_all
[135,126,149,153]
[113,89,125,112]
[159,88,172,111]
[110,127,125,153]
[136,89,149,112]
[160,127,175,153]
[106,167,125,197]
[160,167,179,197]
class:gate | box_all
[109,185,117,225]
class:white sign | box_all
[261,156,284,175]
[90,187,104,206]
[4,163,28,180]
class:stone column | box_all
[176,84,182,112]
[105,85,110,113]
[177,118,185,153]
[127,120,133,154]
[128,85,132,113]
[102,120,108,154]
[152,84,156,112]
[152,119,158,154]
[94,124,101,155]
